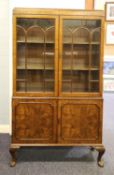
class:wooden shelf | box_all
[45,79,54,82]
[62,80,72,82]
[63,41,100,45]
[90,80,99,82]
[63,66,99,71]
[92,42,100,45]
[16,79,27,82]
[17,65,54,70]
[17,40,54,44]
[16,78,54,83]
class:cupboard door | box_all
[13,15,58,96]
[59,16,103,96]
[12,99,57,143]
[58,99,102,144]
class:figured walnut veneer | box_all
[58,99,102,143]
[12,99,57,143]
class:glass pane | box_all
[16,18,55,93]
[73,45,89,69]
[45,70,54,92]
[62,81,72,92]
[17,43,26,69]
[45,81,54,92]
[72,71,89,92]
[27,70,44,92]
[17,70,26,80]
[17,82,25,92]
[27,44,44,70]
[45,44,54,70]
[91,45,100,68]
[62,19,101,93]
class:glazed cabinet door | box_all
[13,15,59,97]
[59,16,104,97]
[12,99,57,143]
[58,99,102,144]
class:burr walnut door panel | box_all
[12,99,57,143]
[58,99,102,144]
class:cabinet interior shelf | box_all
[17,40,54,44]
[89,80,99,82]
[17,66,54,70]
[63,67,99,71]
[16,79,27,82]
[17,79,54,82]
[63,42,100,45]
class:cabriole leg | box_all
[9,146,20,167]
[95,146,105,167]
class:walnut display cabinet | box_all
[10,8,105,167]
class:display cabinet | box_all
[10,8,105,167]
